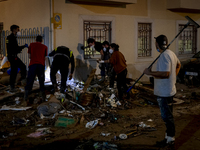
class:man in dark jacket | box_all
[49,46,74,93]
[6,25,28,92]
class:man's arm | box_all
[68,54,75,80]
[176,62,181,76]
[143,68,170,79]
[49,50,56,57]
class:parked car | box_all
[178,51,200,86]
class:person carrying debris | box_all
[87,38,104,81]
[6,25,28,92]
[24,35,48,104]
[143,35,181,147]
[49,46,74,93]
[98,43,130,100]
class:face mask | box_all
[16,31,21,36]
[157,49,160,52]
[90,45,95,50]
[103,47,107,52]
[109,49,113,54]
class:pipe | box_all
[127,16,200,92]
[52,0,56,49]
[50,0,54,52]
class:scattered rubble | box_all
[0,71,198,149]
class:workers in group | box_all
[87,38,103,54]
[24,35,48,105]
[98,43,130,101]
[6,25,28,92]
[143,35,181,147]
[49,46,75,93]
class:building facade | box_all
[0,0,200,81]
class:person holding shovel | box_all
[143,35,181,147]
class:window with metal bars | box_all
[84,21,112,59]
[0,22,3,59]
[178,24,197,55]
[137,23,152,57]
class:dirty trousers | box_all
[157,96,175,137]
[8,56,26,88]
[117,68,128,99]
[25,64,45,91]
[50,64,69,90]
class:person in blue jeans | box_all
[24,35,48,105]
[143,35,181,147]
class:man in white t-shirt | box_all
[143,35,181,147]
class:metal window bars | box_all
[138,23,152,57]
[178,24,197,55]
[84,21,112,59]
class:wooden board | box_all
[82,69,96,92]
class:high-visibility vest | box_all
[54,48,73,60]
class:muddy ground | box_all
[0,83,200,150]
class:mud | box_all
[0,83,200,150]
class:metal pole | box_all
[127,22,191,92]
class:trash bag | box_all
[37,102,62,116]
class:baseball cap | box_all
[154,35,168,45]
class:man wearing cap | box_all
[143,35,181,147]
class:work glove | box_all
[99,60,105,63]
[25,44,28,48]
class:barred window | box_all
[138,23,152,57]
[0,22,3,59]
[84,21,112,59]
[178,24,197,55]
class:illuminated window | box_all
[178,24,197,55]
[138,23,152,57]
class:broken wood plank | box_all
[82,69,96,92]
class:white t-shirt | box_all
[154,49,180,97]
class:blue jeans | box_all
[157,96,175,137]
[25,64,45,92]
